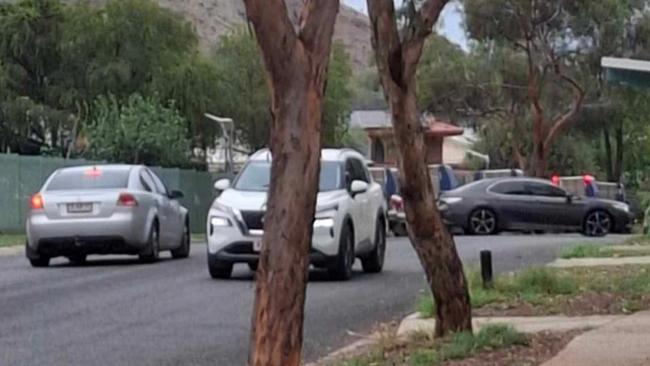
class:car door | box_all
[146,170,175,248]
[524,181,583,228]
[488,180,536,230]
[348,158,373,248]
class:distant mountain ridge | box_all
[72,0,373,72]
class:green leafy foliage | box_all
[85,94,190,167]
[213,30,353,150]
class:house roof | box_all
[350,110,393,129]
[355,111,464,138]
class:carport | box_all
[602,57,650,88]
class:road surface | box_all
[0,234,626,365]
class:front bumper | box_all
[612,210,635,234]
[207,216,340,263]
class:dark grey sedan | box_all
[438,178,633,237]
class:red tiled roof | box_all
[365,116,463,137]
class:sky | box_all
[342,0,469,50]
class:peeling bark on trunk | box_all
[243,1,339,365]
[367,0,472,337]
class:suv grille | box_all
[241,211,264,230]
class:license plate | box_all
[67,202,93,213]
[253,239,263,253]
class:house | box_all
[350,110,465,166]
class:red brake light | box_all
[117,193,138,207]
[85,166,102,178]
[30,194,44,210]
[551,175,560,186]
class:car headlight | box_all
[313,218,335,228]
[213,202,233,214]
[210,216,231,227]
[612,202,630,213]
[442,197,463,205]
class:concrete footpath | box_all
[542,310,650,366]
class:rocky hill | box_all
[82,0,373,72]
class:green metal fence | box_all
[0,154,223,234]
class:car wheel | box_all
[68,254,87,265]
[29,257,50,268]
[583,210,612,237]
[139,223,160,263]
[171,222,191,259]
[248,262,258,273]
[208,254,233,279]
[362,218,386,273]
[26,241,50,267]
[468,208,498,235]
[391,222,408,237]
[329,223,354,281]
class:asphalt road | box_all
[0,234,627,366]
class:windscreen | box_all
[46,168,130,191]
[234,161,342,192]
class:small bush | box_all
[474,324,528,348]
[408,349,439,366]
[441,325,527,360]
[511,267,576,295]
[416,295,436,318]
[442,332,476,359]
[560,244,603,259]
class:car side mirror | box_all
[350,180,369,196]
[169,190,184,200]
[566,194,574,204]
[214,179,231,191]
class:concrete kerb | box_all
[548,256,650,268]
[305,313,625,365]
[0,245,23,257]
[396,313,625,338]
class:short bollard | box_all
[480,250,493,289]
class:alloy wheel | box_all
[585,211,611,237]
[470,209,497,235]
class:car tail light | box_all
[84,166,102,177]
[390,195,403,212]
[30,193,44,210]
[551,175,560,186]
[117,193,138,207]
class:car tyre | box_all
[329,223,354,281]
[248,262,258,273]
[391,222,408,237]
[26,241,49,267]
[139,223,160,263]
[583,210,612,237]
[362,218,386,273]
[29,257,50,268]
[208,255,233,279]
[67,254,87,265]
[171,221,191,259]
[468,208,498,236]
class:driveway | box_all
[0,234,626,365]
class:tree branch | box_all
[298,0,341,64]
[402,0,450,82]
[544,72,586,150]
[244,0,298,74]
[367,0,405,88]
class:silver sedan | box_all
[25,165,190,267]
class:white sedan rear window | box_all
[46,168,130,191]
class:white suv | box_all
[206,149,387,280]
